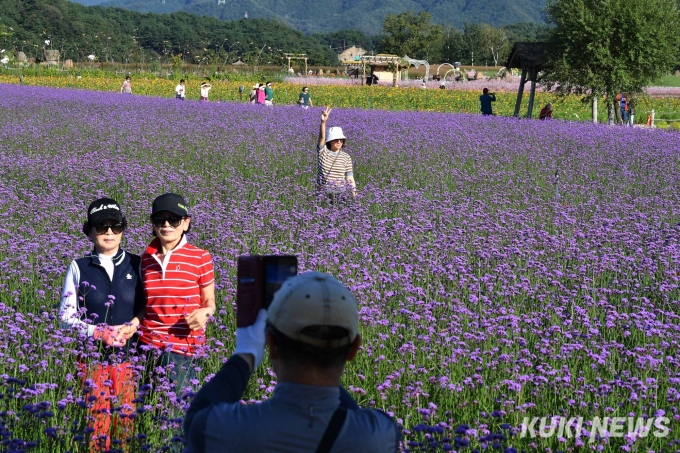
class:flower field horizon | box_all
[1,84,680,452]
[2,75,680,124]
[284,75,680,98]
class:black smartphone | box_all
[236,255,298,327]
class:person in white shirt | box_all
[58,197,144,449]
[175,79,186,100]
[200,82,212,102]
[120,76,132,95]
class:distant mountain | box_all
[70,0,108,4]
[70,0,546,35]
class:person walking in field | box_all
[628,96,636,127]
[619,93,629,126]
[264,81,274,106]
[200,82,212,102]
[120,76,132,95]
[249,84,258,104]
[539,103,553,120]
[133,193,216,395]
[256,83,266,105]
[59,197,145,450]
[175,79,186,100]
[614,94,622,125]
[299,86,313,109]
[480,88,496,115]
[317,107,356,198]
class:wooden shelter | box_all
[284,53,308,75]
[504,42,548,119]
[341,54,403,87]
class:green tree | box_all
[462,22,485,65]
[502,22,550,44]
[481,23,509,66]
[0,0,338,66]
[437,26,465,63]
[542,0,680,123]
[380,11,443,60]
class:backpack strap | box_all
[316,406,348,453]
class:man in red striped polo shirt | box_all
[135,193,216,395]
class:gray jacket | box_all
[185,356,399,453]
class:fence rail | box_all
[645,110,680,127]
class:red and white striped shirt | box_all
[139,236,214,356]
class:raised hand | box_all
[321,106,332,123]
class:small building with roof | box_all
[337,46,366,62]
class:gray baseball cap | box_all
[268,272,359,348]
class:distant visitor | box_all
[175,79,186,100]
[480,88,496,116]
[120,76,132,95]
[299,87,313,109]
[265,82,274,106]
[200,82,212,102]
[539,103,553,120]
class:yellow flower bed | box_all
[1,75,677,119]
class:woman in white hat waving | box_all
[317,107,356,198]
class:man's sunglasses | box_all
[151,216,184,228]
[95,223,124,235]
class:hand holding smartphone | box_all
[236,255,298,327]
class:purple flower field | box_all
[1,84,680,452]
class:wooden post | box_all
[287,57,291,71]
[526,70,537,119]
[592,96,598,124]
[362,59,366,86]
[513,68,527,117]
[393,62,398,87]
[304,58,307,76]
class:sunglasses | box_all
[151,215,184,228]
[95,223,124,235]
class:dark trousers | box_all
[157,350,198,394]
[137,343,199,395]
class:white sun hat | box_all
[326,127,347,143]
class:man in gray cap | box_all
[184,272,400,453]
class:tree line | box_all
[0,0,548,68]
[377,11,548,67]
[0,0,337,66]
[541,0,679,123]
